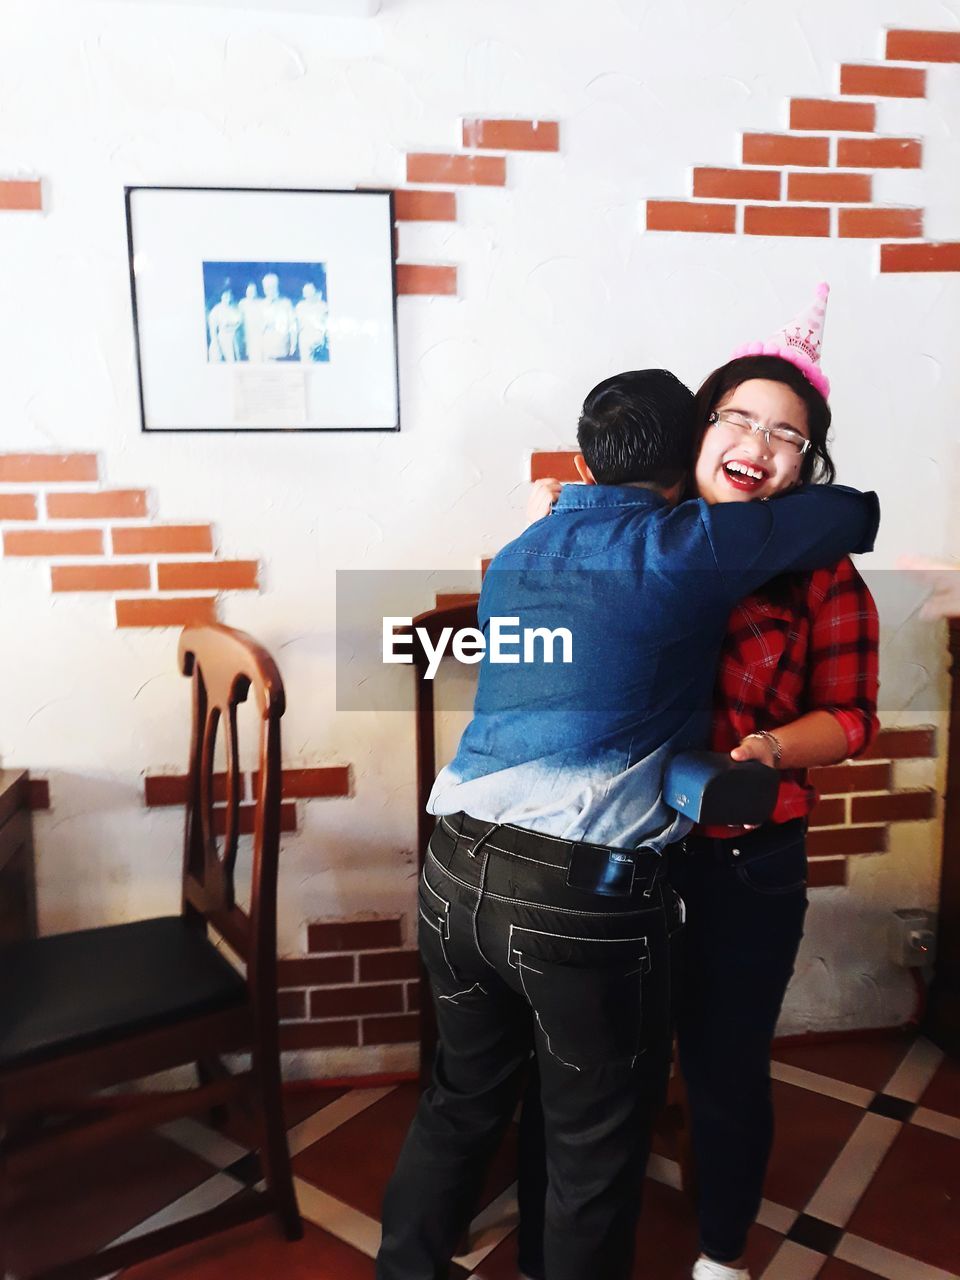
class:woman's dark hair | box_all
[577,368,695,487]
[690,355,836,608]
[688,355,835,497]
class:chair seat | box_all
[0,916,247,1071]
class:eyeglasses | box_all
[708,410,811,456]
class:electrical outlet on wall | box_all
[890,908,936,968]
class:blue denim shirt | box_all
[428,483,880,851]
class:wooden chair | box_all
[0,623,302,1279]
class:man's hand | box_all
[730,734,778,768]
[898,555,960,620]
[527,477,563,527]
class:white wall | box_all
[2,0,959,1060]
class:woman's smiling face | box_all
[694,378,810,505]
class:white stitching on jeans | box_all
[506,921,650,966]
[438,982,488,1003]
[420,870,453,937]
[418,907,459,981]
[517,954,581,1072]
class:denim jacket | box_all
[428,483,880,851]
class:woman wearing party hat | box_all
[522,285,880,1280]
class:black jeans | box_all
[516,819,808,1275]
[376,812,678,1280]
[668,818,809,1263]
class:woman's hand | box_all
[731,734,778,768]
[527,478,563,526]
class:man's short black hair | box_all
[576,369,694,487]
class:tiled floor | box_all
[7,1034,959,1279]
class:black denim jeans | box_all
[667,818,809,1264]
[376,812,678,1280]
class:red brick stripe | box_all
[359,950,421,982]
[115,597,216,628]
[4,528,103,557]
[646,201,736,233]
[862,727,936,759]
[744,205,830,237]
[278,991,307,1021]
[111,525,213,554]
[838,208,923,238]
[808,762,893,794]
[394,190,457,221]
[157,560,259,590]
[742,134,830,166]
[462,119,559,152]
[51,564,151,592]
[880,243,960,273]
[406,153,506,186]
[396,264,457,296]
[281,1021,359,1049]
[790,99,876,131]
[837,137,921,168]
[787,172,872,203]
[692,169,781,201]
[308,919,403,953]
[809,797,847,827]
[46,490,147,519]
[807,826,888,856]
[0,179,42,211]
[808,859,847,888]
[251,766,352,799]
[0,453,98,482]
[840,65,926,97]
[144,772,234,805]
[211,802,297,836]
[850,790,936,823]
[0,494,37,520]
[310,985,404,1018]
[530,451,579,482]
[362,1014,419,1045]
[885,29,960,63]
[278,955,354,986]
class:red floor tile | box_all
[918,1054,960,1120]
[293,1083,518,1221]
[818,1259,884,1279]
[763,1080,863,1210]
[123,1217,374,1278]
[771,1035,913,1094]
[846,1123,960,1273]
[8,1131,215,1276]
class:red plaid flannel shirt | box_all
[699,555,880,837]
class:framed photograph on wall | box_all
[125,186,400,432]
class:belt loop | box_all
[642,859,662,899]
[467,822,499,860]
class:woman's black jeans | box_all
[375,812,678,1280]
[517,817,808,1275]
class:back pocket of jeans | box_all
[736,834,807,896]
[418,875,460,983]
[510,929,649,1070]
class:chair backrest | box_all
[177,624,286,983]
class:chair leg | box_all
[196,1057,230,1130]
[253,1045,302,1241]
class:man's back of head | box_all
[576,369,694,491]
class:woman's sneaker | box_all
[692,1259,750,1280]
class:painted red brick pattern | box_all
[309,985,405,1018]
[885,30,960,63]
[744,205,830,237]
[692,169,781,201]
[786,172,872,203]
[0,494,38,520]
[46,491,147,519]
[646,201,736,233]
[837,137,922,168]
[840,65,926,97]
[530,451,579,482]
[0,179,42,211]
[396,264,458,296]
[809,797,847,827]
[394,189,457,222]
[808,826,888,857]
[850,790,937,824]
[4,529,104,557]
[462,119,560,152]
[111,525,214,555]
[278,955,355,987]
[51,564,151,593]
[808,860,847,888]
[742,134,830,166]
[281,1021,359,1050]
[808,762,893,794]
[156,560,259,591]
[789,99,876,131]
[881,243,960,273]
[363,1014,420,1046]
[114,597,217,628]
[359,950,421,982]
[406,153,506,186]
[838,208,923,238]
[863,727,936,759]
[145,772,234,805]
[251,766,352,799]
[308,919,404,953]
[211,802,297,836]
[0,453,98,482]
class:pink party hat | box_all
[731,282,831,400]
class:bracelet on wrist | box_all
[747,730,783,767]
